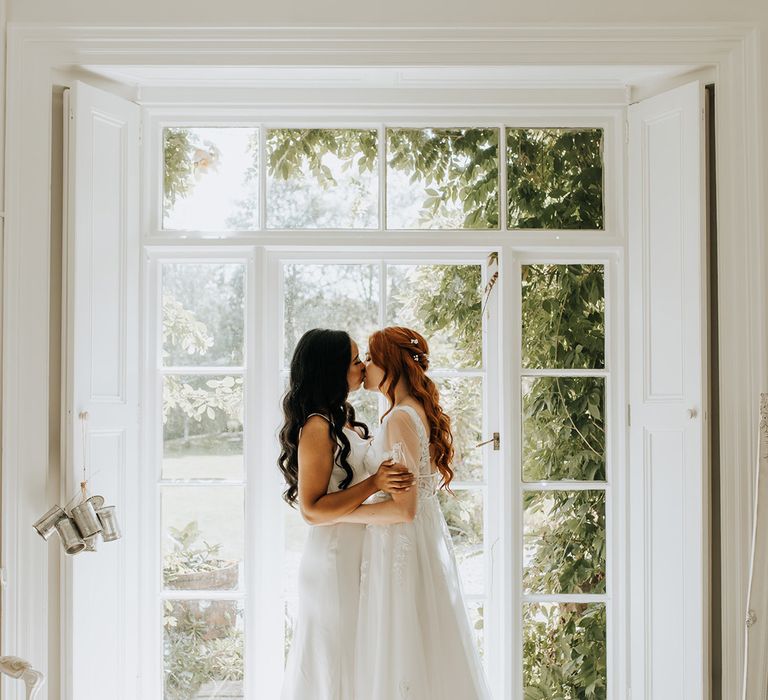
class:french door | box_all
[261,250,504,695]
[148,245,620,699]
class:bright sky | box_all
[164,127,258,231]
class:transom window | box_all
[159,125,605,233]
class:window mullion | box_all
[378,259,388,416]
[522,593,609,603]
[159,479,247,486]
[160,366,245,375]
[379,124,387,231]
[259,123,267,230]
[161,589,248,601]
[519,368,608,378]
[499,123,507,233]
[521,481,608,492]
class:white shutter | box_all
[62,81,140,700]
[628,81,707,699]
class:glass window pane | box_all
[266,129,378,229]
[164,599,244,700]
[507,128,604,230]
[434,376,483,482]
[523,490,606,594]
[439,489,484,595]
[522,376,606,482]
[521,264,605,370]
[523,603,606,700]
[387,128,499,229]
[162,262,246,368]
[282,264,380,367]
[163,127,258,231]
[386,264,482,369]
[162,486,244,590]
[163,375,244,480]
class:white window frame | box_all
[139,106,626,700]
[143,246,261,697]
[504,250,625,698]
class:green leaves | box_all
[508,128,604,230]
[522,264,606,370]
[524,604,607,699]
[524,491,606,595]
[522,377,605,481]
[266,128,377,188]
[394,264,483,368]
[164,599,244,700]
[265,129,379,228]
[387,127,499,229]
[163,128,196,210]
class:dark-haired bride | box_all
[277,328,415,700]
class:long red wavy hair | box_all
[368,326,454,488]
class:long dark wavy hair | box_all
[278,328,369,506]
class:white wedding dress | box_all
[281,420,371,700]
[357,405,491,700]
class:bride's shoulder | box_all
[386,404,429,437]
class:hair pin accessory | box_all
[409,338,419,345]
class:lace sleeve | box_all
[382,408,428,476]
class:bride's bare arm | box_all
[297,417,414,525]
[333,497,415,524]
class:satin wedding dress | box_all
[356,405,491,700]
[281,419,371,700]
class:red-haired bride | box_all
[333,326,491,700]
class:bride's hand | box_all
[373,460,415,494]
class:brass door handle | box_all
[476,432,500,450]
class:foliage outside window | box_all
[386,128,499,229]
[266,128,378,229]
[163,125,604,232]
[507,128,604,230]
[519,261,608,698]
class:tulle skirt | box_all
[355,496,491,700]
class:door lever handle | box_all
[476,432,500,450]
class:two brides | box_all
[278,326,490,700]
